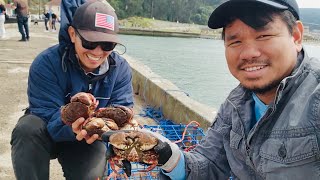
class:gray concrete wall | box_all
[124,55,217,130]
[119,28,222,39]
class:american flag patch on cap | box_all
[95,13,115,31]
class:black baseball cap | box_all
[71,0,120,43]
[208,0,300,29]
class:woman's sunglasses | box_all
[75,29,117,51]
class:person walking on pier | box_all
[104,0,320,179]
[12,0,29,41]
[51,12,57,32]
[43,10,50,32]
[10,0,134,180]
[0,0,6,39]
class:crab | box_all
[61,92,98,125]
[83,117,119,137]
[94,105,134,127]
[108,131,159,173]
[61,93,135,138]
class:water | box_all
[119,34,320,109]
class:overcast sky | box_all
[297,0,320,8]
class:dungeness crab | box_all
[108,131,159,173]
[94,105,134,127]
[82,117,119,137]
[60,92,134,137]
[61,92,97,125]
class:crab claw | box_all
[122,160,132,177]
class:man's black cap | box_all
[71,0,120,43]
[208,0,300,29]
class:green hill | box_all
[10,1,320,32]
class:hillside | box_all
[10,1,320,32]
[118,17,222,39]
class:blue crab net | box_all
[106,107,206,180]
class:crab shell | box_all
[94,106,134,127]
[70,92,97,112]
[61,102,90,125]
[60,92,97,125]
[83,117,119,137]
[109,131,159,165]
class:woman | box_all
[0,0,6,39]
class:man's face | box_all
[68,27,112,73]
[224,16,303,95]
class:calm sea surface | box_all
[119,34,320,109]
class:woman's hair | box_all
[221,4,297,40]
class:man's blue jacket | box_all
[27,0,134,142]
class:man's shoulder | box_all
[33,45,62,66]
[217,85,250,114]
[303,54,320,76]
[110,52,128,66]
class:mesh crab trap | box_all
[105,123,206,180]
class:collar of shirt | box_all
[252,93,268,122]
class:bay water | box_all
[119,34,320,109]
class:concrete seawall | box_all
[124,54,217,130]
[119,28,222,40]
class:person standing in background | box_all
[51,12,57,32]
[48,8,52,31]
[12,0,29,41]
[43,10,50,32]
[0,0,6,39]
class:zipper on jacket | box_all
[88,83,92,93]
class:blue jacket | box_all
[27,0,134,142]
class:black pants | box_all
[11,114,107,180]
[17,16,29,40]
[52,19,56,30]
[44,18,49,31]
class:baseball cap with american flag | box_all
[71,0,120,44]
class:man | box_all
[10,0,133,180]
[104,0,320,179]
[12,0,29,41]
[51,12,57,32]
[43,10,50,32]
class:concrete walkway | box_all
[0,22,155,180]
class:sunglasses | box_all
[75,29,117,51]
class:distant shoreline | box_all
[119,27,320,42]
